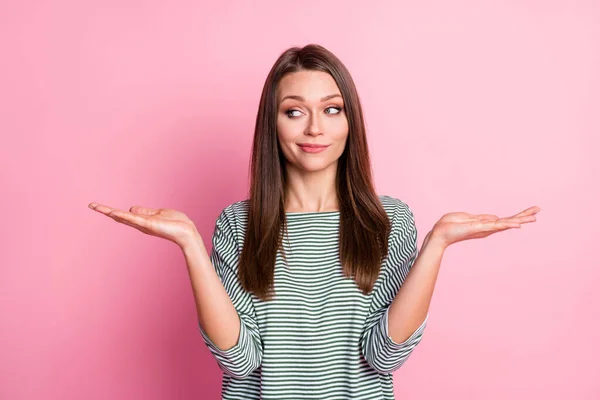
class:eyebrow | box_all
[279,93,342,104]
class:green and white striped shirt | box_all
[199,195,428,399]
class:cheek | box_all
[331,122,349,144]
[329,115,349,135]
[334,138,348,158]
[276,123,296,160]
[276,119,298,142]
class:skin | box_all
[277,70,348,212]
[88,68,541,346]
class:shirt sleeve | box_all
[198,206,263,379]
[360,199,428,374]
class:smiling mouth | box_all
[297,143,330,153]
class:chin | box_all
[296,160,337,173]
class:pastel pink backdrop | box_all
[1,1,598,399]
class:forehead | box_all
[277,70,341,101]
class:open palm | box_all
[88,202,198,247]
[431,206,540,248]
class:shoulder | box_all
[378,194,415,222]
[213,199,250,247]
[378,194,417,242]
[215,199,250,226]
[217,199,249,223]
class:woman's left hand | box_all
[428,205,541,250]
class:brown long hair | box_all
[239,44,391,301]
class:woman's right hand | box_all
[88,202,200,249]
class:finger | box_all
[108,210,151,229]
[472,225,515,238]
[110,213,148,232]
[502,215,537,224]
[508,206,541,219]
[495,220,521,228]
[89,203,121,215]
[129,206,160,216]
[519,215,537,223]
[105,209,157,233]
[477,214,499,221]
[477,220,521,232]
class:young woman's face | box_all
[276,70,349,174]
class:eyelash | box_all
[285,106,343,118]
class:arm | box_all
[181,208,263,379]
[387,204,538,343]
[362,200,539,373]
[360,201,429,374]
[387,228,443,344]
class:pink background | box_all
[1,1,598,399]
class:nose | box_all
[304,112,323,136]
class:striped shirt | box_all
[199,195,428,399]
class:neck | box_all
[283,162,339,212]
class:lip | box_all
[297,143,330,148]
[297,143,330,153]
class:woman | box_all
[89,44,539,399]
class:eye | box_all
[284,106,342,118]
[325,106,342,115]
[285,109,302,118]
